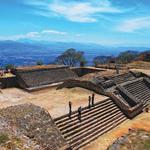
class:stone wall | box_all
[14,66,78,89]
[0,76,18,88]
[57,79,105,95]
[71,67,105,77]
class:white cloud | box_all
[25,0,122,23]
[0,32,40,40]
[117,17,150,32]
[25,32,40,38]
[0,29,67,40]
[75,34,82,37]
[49,0,122,23]
[42,30,67,35]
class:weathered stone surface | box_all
[108,129,150,150]
[13,66,77,89]
[0,103,68,150]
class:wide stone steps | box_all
[54,99,112,125]
[63,107,119,137]
[125,82,149,92]
[71,114,126,150]
[113,77,135,84]
[127,87,150,95]
[124,80,150,105]
[58,102,115,131]
[110,73,136,84]
[65,110,122,141]
[73,115,126,150]
[54,99,127,150]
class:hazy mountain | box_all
[0,40,149,67]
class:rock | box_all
[34,145,40,150]
[0,103,68,150]
[141,135,149,140]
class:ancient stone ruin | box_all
[54,71,150,149]
[54,98,127,149]
[0,68,150,150]
[12,65,78,91]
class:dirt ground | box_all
[130,69,150,75]
[81,69,128,80]
[0,68,150,150]
[0,87,108,118]
[128,61,150,70]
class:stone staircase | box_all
[107,72,136,85]
[122,78,150,108]
[54,99,127,150]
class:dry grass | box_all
[80,69,128,80]
[16,64,64,71]
[128,61,150,70]
[0,73,15,78]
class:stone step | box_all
[54,98,112,124]
[126,84,149,93]
[63,107,120,137]
[59,104,117,131]
[130,91,150,100]
[112,73,132,80]
[59,106,119,133]
[65,110,122,141]
[124,81,143,87]
[135,91,150,98]
[127,87,150,95]
[71,115,126,149]
[112,74,134,83]
[126,84,146,91]
[113,75,133,81]
[55,99,113,126]
[136,94,150,102]
[68,111,123,145]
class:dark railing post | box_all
[88,96,91,108]
[69,101,72,119]
[78,106,82,122]
[92,93,95,106]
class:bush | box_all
[93,56,112,67]
[5,64,15,70]
[117,51,138,64]
[36,60,44,65]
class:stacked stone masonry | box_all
[13,66,78,90]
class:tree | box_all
[36,60,44,65]
[138,51,150,62]
[55,48,86,67]
[5,64,15,70]
[93,56,112,67]
[117,51,138,64]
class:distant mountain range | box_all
[0,40,149,67]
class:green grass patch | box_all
[0,133,9,144]
[144,139,150,150]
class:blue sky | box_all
[0,0,150,46]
